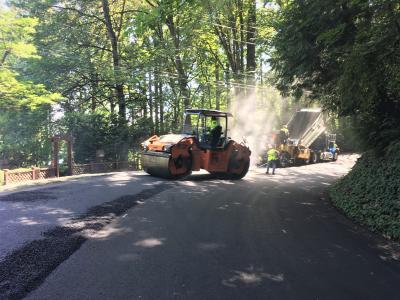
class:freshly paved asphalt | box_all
[0,172,166,261]
[1,155,399,299]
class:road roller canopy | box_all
[183,109,230,148]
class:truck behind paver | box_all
[275,108,339,167]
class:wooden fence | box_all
[2,167,56,185]
[72,160,141,175]
[2,157,142,185]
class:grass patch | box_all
[330,142,400,240]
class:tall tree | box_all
[270,0,400,149]
[4,0,286,165]
[246,0,256,85]
[204,0,259,102]
[101,0,126,121]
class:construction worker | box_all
[328,141,338,153]
[279,124,289,145]
[266,144,279,175]
[328,141,339,160]
[210,117,222,148]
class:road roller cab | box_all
[141,109,251,179]
[183,109,229,149]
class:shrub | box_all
[330,142,400,239]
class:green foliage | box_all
[0,68,61,108]
[61,112,113,163]
[337,120,361,153]
[1,0,298,167]
[0,9,62,109]
[60,112,153,163]
[0,107,52,167]
[330,143,400,240]
[270,0,400,150]
[0,9,38,62]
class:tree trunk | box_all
[0,49,10,66]
[246,0,257,86]
[165,14,190,109]
[224,65,231,110]
[148,71,154,133]
[239,0,244,75]
[91,72,98,112]
[154,75,160,134]
[101,0,126,121]
[159,81,164,133]
[215,64,221,110]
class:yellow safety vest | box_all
[281,128,289,135]
[267,149,278,161]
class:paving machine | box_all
[274,108,339,167]
[140,109,251,179]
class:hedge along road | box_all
[1,155,399,299]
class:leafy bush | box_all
[59,165,69,177]
[61,112,152,163]
[330,142,400,240]
[0,107,52,168]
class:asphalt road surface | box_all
[1,155,399,299]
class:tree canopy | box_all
[2,0,297,166]
[3,0,392,167]
[0,9,61,109]
[270,0,400,149]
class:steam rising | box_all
[229,88,279,167]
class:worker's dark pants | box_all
[267,160,277,174]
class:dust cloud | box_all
[228,87,280,166]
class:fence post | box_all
[35,167,40,180]
[67,137,73,176]
[32,167,36,180]
[90,162,95,173]
[3,169,9,185]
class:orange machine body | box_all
[141,109,251,179]
[142,134,250,178]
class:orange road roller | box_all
[140,109,251,179]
